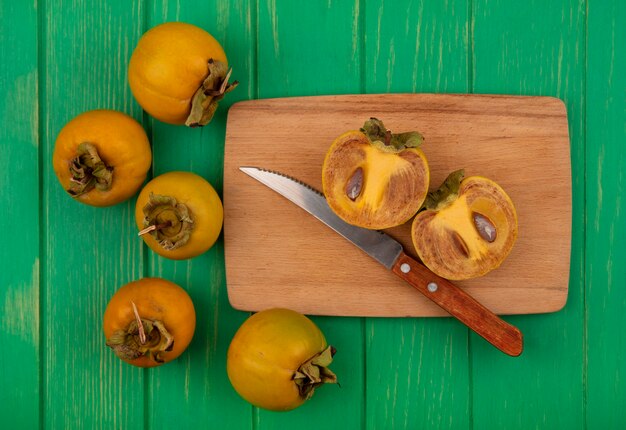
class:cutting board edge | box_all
[226,93,568,113]
[224,283,570,317]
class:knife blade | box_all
[239,166,523,357]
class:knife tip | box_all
[239,166,260,175]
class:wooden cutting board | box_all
[223,94,571,317]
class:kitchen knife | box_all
[239,166,523,357]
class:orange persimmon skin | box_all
[103,278,196,368]
[227,308,328,411]
[135,171,224,260]
[52,109,152,207]
[128,22,228,125]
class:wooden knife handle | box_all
[392,251,523,356]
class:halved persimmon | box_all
[411,170,518,280]
[322,118,430,229]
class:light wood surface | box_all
[223,93,572,317]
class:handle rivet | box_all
[400,263,411,273]
[427,282,438,292]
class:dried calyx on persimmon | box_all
[411,169,518,280]
[52,110,152,207]
[322,118,430,230]
[135,171,223,260]
[128,22,237,127]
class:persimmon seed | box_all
[473,212,497,243]
[450,231,471,258]
[345,167,364,201]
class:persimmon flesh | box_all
[411,171,518,280]
[322,118,430,230]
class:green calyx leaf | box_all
[106,317,174,364]
[360,118,424,153]
[185,59,239,127]
[67,142,113,197]
[141,193,194,250]
[293,346,338,401]
[423,169,465,211]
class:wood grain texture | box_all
[224,93,571,316]
[143,1,253,429]
[586,0,626,427]
[362,2,472,428]
[41,2,146,428]
[0,1,40,428]
[254,2,365,429]
[470,1,586,428]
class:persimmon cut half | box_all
[322,118,430,230]
[411,170,518,280]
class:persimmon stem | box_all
[131,301,146,345]
[137,221,172,237]
[218,68,233,94]
[140,193,194,250]
[185,59,238,127]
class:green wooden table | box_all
[1,1,624,428]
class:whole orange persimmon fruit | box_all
[52,109,152,207]
[103,277,196,368]
[128,22,237,127]
[227,308,338,411]
[135,171,224,260]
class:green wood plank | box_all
[586,1,626,427]
[257,0,361,98]
[144,1,253,428]
[254,1,364,427]
[0,1,40,428]
[42,2,146,428]
[12,0,624,428]
[471,1,585,428]
[363,1,471,428]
